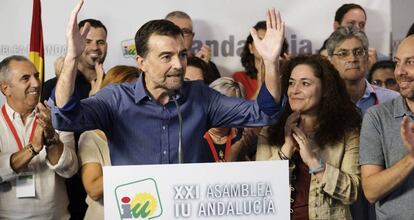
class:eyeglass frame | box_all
[331,47,367,59]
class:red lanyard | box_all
[1,105,37,150]
[203,129,234,162]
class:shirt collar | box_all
[134,74,149,104]
[393,96,414,118]
[134,73,185,104]
[362,79,376,99]
[4,102,36,120]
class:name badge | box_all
[16,171,35,198]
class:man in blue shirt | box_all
[50,0,286,165]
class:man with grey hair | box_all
[0,55,78,219]
[327,26,398,220]
[327,26,398,115]
[165,10,221,80]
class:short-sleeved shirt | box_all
[360,95,414,220]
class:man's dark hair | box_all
[334,3,366,24]
[407,22,414,37]
[187,56,218,85]
[78,19,107,34]
[368,60,396,83]
[135,19,183,57]
[241,21,289,79]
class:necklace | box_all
[207,129,229,143]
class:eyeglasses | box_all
[331,47,366,59]
[181,28,194,37]
[371,79,397,88]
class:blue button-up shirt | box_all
[50,75,285,165]
[356,79,399,115]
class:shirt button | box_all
[162,125,166,130]
[163,150,167,155]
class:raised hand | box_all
[250,8,285,63]
[292,126,316,165]
[401,116,414,157]
[281,111,300,157]
[66,0,90,59]
[36,101,55,139]
[195,44,212,63]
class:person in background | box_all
[79,65,139,220]
[201,77,257,162]
[0,55,78,219]
[184,56,218,85]
[327,26,399,115]
[233,21,289,100]
[368,60,399,92]
[165,10,221,80]
[333,3,388,70]
[256,55,361,219]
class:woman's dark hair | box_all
[268,55,361,148]
[187,56,219,85]
[367,60,396,83]
[240,21,288,79]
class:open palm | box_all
[66,0,90,58]
[401,116,414,156]
[250,8,285,62]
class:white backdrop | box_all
[0,0,392,105]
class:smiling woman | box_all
[256,55,362,220]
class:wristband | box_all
[308,159,324,175]
[278,150,289,160]
[26,144,38,157]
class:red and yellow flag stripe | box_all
[28,0,45,92]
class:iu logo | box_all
[115,178,163,219]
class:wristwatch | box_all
[44,132,60,147]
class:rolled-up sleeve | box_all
[46,131,78,178]
[0,152,18,183]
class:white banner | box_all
[0,0,390,79]
[104,161,289,220]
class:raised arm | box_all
[55,0,90,107]
[250,8,285,103]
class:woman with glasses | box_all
[368,60,399,92]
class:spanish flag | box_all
[29,0,45,94]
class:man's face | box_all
[394,37,414,100]
[79,27,108,68]
[1,60,40,111]
[336,8,366,31]
[167,17,194,54]
[329,37,368,82]
[137,34,187,92]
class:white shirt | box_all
[0,102,78,219]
